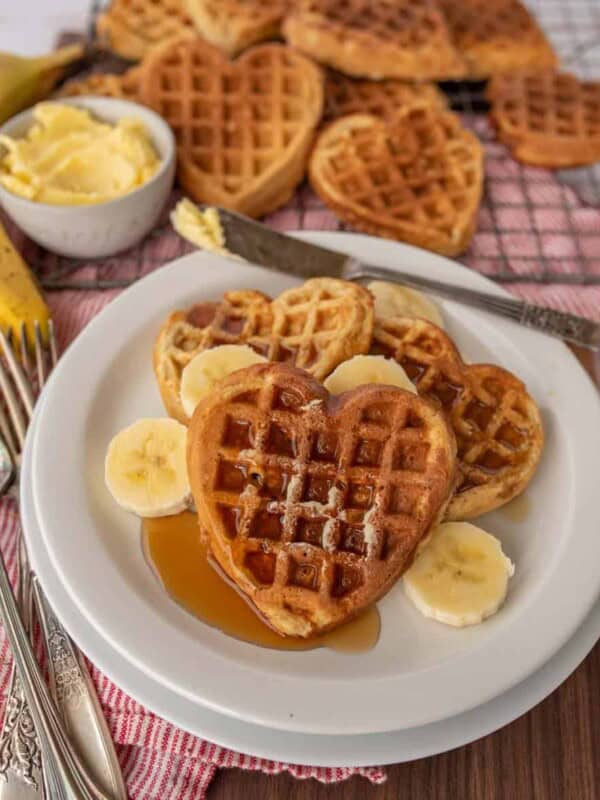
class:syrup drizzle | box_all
[142,512,380,652]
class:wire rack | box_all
[7,0,599,291]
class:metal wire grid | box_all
[13,0,600,290]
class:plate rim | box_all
[21,398,600,767]
[31,232,600,734]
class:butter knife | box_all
[208,206,600,350]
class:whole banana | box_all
[0,44,84,124]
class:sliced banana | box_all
[368,280,444,328]
[180,344,267,419]
[324,354,417,395]
[404,522,515,627]
[105,418,190,517]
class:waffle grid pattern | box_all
[439,0,558,75]
[147,46,312,187]
[324,73,447,121]
[311,105,483,253]
[206,376,442,600]
[13,0,599,289]
[95,0,195,59]
[294,0,448,48]
[488,71,600,152]
[163,282,370,383]
[371,317,542,514]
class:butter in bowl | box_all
[0,97,175,259]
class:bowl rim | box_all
[0,95,176,213]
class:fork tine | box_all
[33,322,45,389]
[19,322,31,376]
[48,320,58,369]
[0,403,18,464]
[0,329,34,420]
[0,358,26,450]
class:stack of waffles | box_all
[154,277,544,637]
[57,0,597,251]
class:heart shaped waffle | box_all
[309,104,484,257]
[183,0,288,55]
[187,363,457,637]
[439,0,557,79]
[487,71,600,168]
[140,39,324,217]
[324,71,447,123]
[371,316,543,520]
[96,0,195,61]
[154,278,374,424]
[283,0,465,80]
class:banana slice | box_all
[105,418,190,517]
[324,354,417,395]
[404,522,515,627]
[180,344,267,419]
[368,281,444,328]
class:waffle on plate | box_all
[154,279,374,424]
[139,38,324,217]
[283,0,465,81]
[96,0,195,61]
[371,315,543,520]
[487,71,600,168]
[187,362,457,637]
[309,104,484,257]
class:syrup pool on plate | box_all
[142,511,380,653]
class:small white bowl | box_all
[0,97,176,259]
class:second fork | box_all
[0,322,126,799]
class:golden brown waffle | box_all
[96,0,195,61]
[187,362,457,637]
[487,71,600,168]
[283,0,465,80]
[309,104,484,257]
[139,39,324,217]
[154,279,374,424]
[439,0,557,79]
[324,72,447,123]
[183,0,288,55]
[371,316,543,520]
[57,67,143,102]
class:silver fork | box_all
[0,321,126,800]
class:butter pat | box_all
[171,198,241,258]
[0,102,160,205]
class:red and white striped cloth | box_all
[1,121,599,798]
[0,495,387,796]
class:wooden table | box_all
[209,348,600,800]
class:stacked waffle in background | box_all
[55,0,600,256]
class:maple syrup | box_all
[142,512,380,652]
[499,493,531,523]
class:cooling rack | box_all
[5,0,599,290]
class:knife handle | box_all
[347,261,600,350]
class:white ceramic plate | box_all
[30,233,600,735]
[22,386,600,766]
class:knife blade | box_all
[208,206,350,279]
[206,205,600,350]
